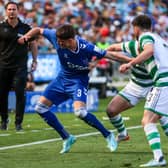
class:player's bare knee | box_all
[106,105,116,117]
[35,102,49,114]
[74,107,87,118]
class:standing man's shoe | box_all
[0,119,9,130]
[15,124,23,131]
[0,122,8,130]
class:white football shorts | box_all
[145,86,168,117]
[119,80,152,106]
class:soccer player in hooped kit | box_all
[18,24,131,154]
[120,15,168,167]
[106,40,168,164]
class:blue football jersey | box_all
[43,28,106,78]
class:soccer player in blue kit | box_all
[18,24,131,154]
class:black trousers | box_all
[0,67,27,125]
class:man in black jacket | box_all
[0,2,38,131]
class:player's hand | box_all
[17,35,29,44]
[119,63,131,73]
[31,60,37,71]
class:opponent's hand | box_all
[119,63,131,73]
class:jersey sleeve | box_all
[122,40,138,57]
[139,33,154,51]
[87,42,106,59]
[43,29,58,48]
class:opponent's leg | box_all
[140,111,166,167]
[106,95,132,142]
[159,116,168,136]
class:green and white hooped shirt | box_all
[122,40,154,87]
[139,32,168,87]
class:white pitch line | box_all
[0,134,11,137]
[0,125,142,151]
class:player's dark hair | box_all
[132,15,152,30]
[5,1,19,9]
[56,24,76,40]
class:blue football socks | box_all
[82,113,110,137]
[38,111,69,139]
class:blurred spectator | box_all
[96,28,113,78]
[44,1,55,15]
[0,0,167,45]
[0,0,5,21]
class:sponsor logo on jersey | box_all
[67,62,88,70]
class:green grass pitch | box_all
[0,97,167,168]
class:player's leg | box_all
[35,96,76,154]
[159,116,168,136]
[35,79,76,153]
[107,82,150,142]
[73,83,117,152]
[74,100,117,151]
[140,87,167,167]
[140,110,166,167]
[106,94,132,142]
[71,83,111,138]
[74,100,111,137]
[73,86,111,138]
[35,96,70,140]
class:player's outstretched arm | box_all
[119,43,154,73]
[106,43,122,51]
[18,27,44,44]
[105,51,133,63]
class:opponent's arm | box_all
[106,43,122,51]
[119,43,153,73]
[105,51,133,63]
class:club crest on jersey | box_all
[64,53,68,58]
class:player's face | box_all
[133,26,140,40]
[57,38,73,49]
[6,4,18,20]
